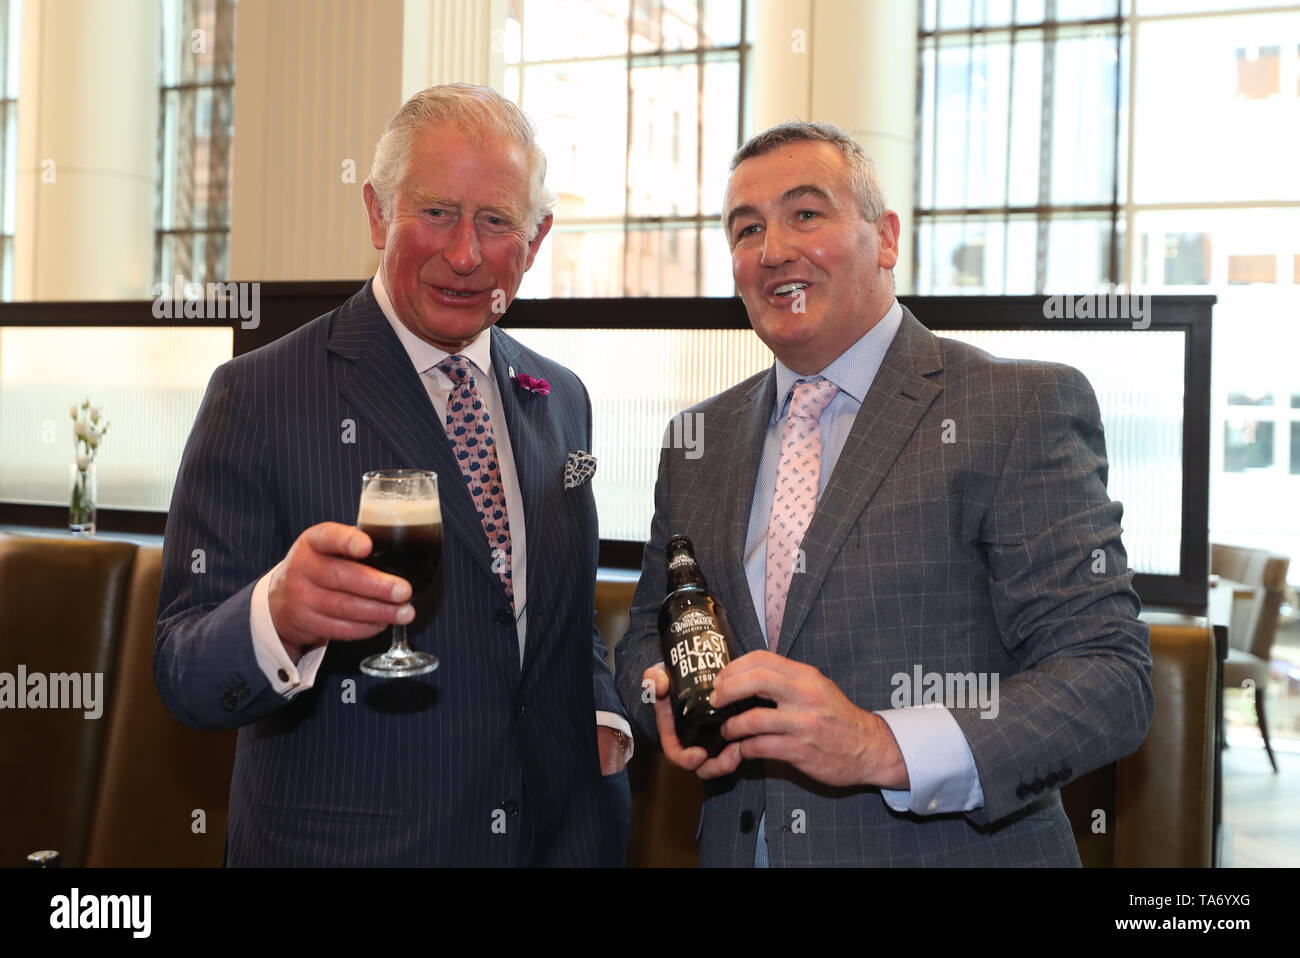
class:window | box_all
[916,0,1126,295]
[504,0,745,298]
[155,0,236,286]
[0,0,20,300]
[916,0,1300,567]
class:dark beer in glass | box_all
[357,469,441,677]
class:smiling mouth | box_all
[437,287,479,298]
[771,282,808,298]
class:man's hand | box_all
[641,662,745,779]
[268,522,415,662]
[703,651,909,789]
[597,726,627,775]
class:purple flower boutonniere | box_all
[509,365,550,396]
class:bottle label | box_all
[668,551,696,572]
[667,610,730,687]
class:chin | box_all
[418,314,490,343]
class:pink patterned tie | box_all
[764,378,838,653]
[437,355,513,605]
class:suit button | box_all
[496,608,514,627]
[739,811,755,833]
[1031,778,1045,793]
[1015,784,1030,800]
[502,799,519,818]
[513,703,526,719]
[276,669,289,683]
[221,682,251,711]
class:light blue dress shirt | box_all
[744,300,985,867]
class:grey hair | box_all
[728,120,888,222]
[367,83,556,236]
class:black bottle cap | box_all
[667,534,695,555]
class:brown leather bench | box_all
[0,536,236,867]
[0,534,137,867]
[84,546,236,866]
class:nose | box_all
[759,223,795,268]
[444,217,482,274]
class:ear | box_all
[524,213,554,271]
[876,211,901,271]
[362,181,387,251]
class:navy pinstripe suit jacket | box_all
[616,309,1154,866]
[155,282,630,866]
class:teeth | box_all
[441,288,474,297]
[773,282,808,296]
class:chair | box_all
[0,534,137,867]
[85,546,237,866]
[1062,617,1218,867]
[1212,543,1291,773]
[596,577,702,867]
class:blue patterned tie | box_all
[436,355,513,605]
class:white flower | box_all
[86,428,100,447]
[76,454,90,471]
[73,420,87,439]
[90,407,101,424]
[69,404,78,419]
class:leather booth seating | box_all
[2,535,1215,867]
[0,535,234,867]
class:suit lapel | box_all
[711,369,776,656]
[488,328,558,674]
[778,310,945,660]
[327,284,501,591]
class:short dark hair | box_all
[728,120,887,221]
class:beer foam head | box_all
[357,496,441,526]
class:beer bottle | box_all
[658,534,769,757]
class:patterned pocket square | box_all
[564,450,597,489]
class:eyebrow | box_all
[725,184,836,232]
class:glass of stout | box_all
[357,469,442,678]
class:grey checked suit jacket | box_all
[155,282,630,866]
[615,308,1154,867]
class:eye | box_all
[426,208,446,218]
[795,209,819,222]
[735,223,761,240]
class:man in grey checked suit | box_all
[156,84,632,866]
[615,121,1154,867]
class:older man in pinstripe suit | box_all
[156,84,631,866]
[616,121,1153,867]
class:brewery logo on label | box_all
[668,551,696,572]
[667,626,729,686]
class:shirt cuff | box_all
[250,564,327,697]
[596,711,634,763]
[876,707,985,815]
